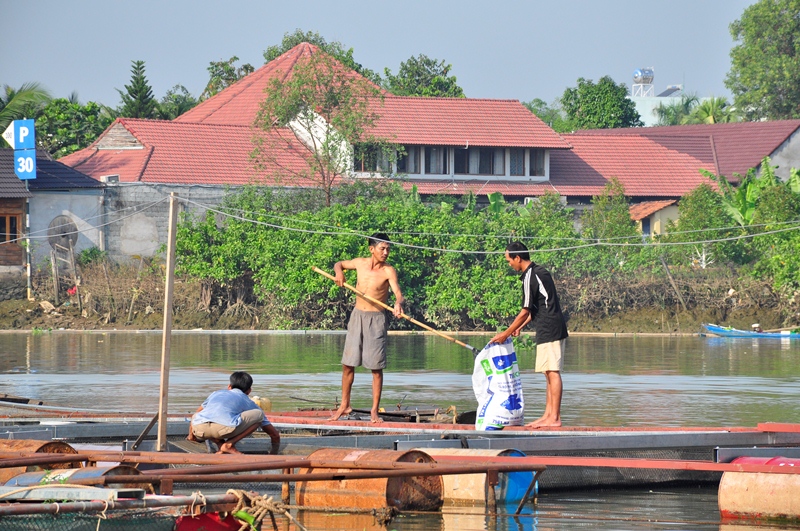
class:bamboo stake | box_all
[313,266,480,354]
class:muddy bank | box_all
[0,296,787,335]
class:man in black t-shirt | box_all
[490,241,568,427]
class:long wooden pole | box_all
[157,193,179,451]
[312,266,480,354]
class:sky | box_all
[2,0,756,108]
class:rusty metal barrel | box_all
[296,448,443,511]
[718,456,800,521]
[414,448,534,505]
[0,440,80,483]
[6,465,144,490]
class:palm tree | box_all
[683,97,739,124]
[0,82,51,135]
[653,94,698,126]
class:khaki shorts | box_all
[535,339,565,372]
[191,408,264,441]
[342,308,388,370]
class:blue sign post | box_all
[3,119,37,180]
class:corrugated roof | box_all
[574,120,800,179]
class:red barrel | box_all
[0,440,80,483]
[719,456,800,521]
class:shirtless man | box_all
[328,233,404,423]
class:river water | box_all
[1,331,799,530]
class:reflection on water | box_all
[1,331,799,529]
[0,332,798,427]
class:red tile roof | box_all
[60,118,313,185]
[368,97,571,149]
[174,43,315,126]
[629,200,677,221]
[550,134,716,197]
[176,43,568,149]
[574,120,800,179]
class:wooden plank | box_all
[758,422,800,433]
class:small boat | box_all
[701,323,800,339]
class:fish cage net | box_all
[0,508,177,531]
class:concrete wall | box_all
[102,183,227,263]
[0,266,26,301]
[29,190,104,266]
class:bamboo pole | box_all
[313,266,480,354]
[157,193,179,451]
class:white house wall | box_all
[768,129,800,181]
[29,191,104,266]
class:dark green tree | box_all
[523,98,575,133]
[200,57,254,100]
[382,54,465,98]
[263,29,380,84]
[561,76,643,129]
[158,85,198,119]
[725,0,800,120]
[117,60,157,119]
[36,98,114,158]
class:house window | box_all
[641,217,651,236]
[510,149,525,176]
[0,215,19,243]
[397,146,420,174]
[425,146,448,174]
[529,149,545,176]
[453,147,505,175]
[353,144,389,173]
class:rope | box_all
[189,490,207,516]
[226,489,308,531]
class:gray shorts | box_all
[342,308,388,370]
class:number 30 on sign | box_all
[15,151,36,180]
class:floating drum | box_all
[718,456,800,521]
[296,448,442,511]
[7,465,145,490]
[413,448,534,506]
[0,440,80,483]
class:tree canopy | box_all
[253,51,389,206]
[560,76,643,129]
[201,57,254,100]
[35,98,114,158]
[0,82,51,140]
[158,84,198,119]
[117,60,157,119]
[263,29,381,84]
[725,0,800,120]
[382,54,465,98]
[523,98,575,133]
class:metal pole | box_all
[25,192,32,300]
[157,193,179,451]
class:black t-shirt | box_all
[521,262,568,344]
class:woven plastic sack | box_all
[472,339,524,430]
